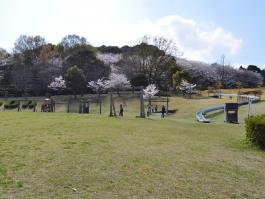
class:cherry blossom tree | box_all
[87,78,109,114]
[48,76,66,93]
[87,78,109,101]
[143,84,159,100]
[143,84,159,115]
[106,73,131,95]
[179,80,196,98]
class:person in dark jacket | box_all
[119,104,124,116]
[161,105,166,118]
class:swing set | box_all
[146,96,177,116]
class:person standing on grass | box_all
[155,105,158,112]
[119,104,124,116]
[161,105,166,118]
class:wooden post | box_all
[166,87,169,115]
[166,95,169,115]
[17,101,20,112]
[148,98,151,117]
[67,101,70,113]
[109,91,113,117]
[112,101,116,116]
[140,90,145,118]
[99,100,102,115]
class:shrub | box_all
[4,100,20,109]
[22,100,37,109]
[22,100,32,109]
[0,102,3,107]
[131,74,148,88]
[245,115,265,148]
[28,101,37,109]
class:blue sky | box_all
[0,0,264,68]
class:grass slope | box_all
[0,93,265,198]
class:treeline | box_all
[0,35,111,96]
[178,59,264,90]
[0,34,264,97]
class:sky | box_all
[0,0,265,68]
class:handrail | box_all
[196,94,260,123]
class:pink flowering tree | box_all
[106,73,131,95]
[179,80,196,98]
[48,76,66,93]
[87,78,109,101]
[143,84,159,114]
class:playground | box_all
[0,89,265,198]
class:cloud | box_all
[113,15,243,62]
[83,15,242,63]
[0,4,243,64]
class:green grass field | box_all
[0,90,265,198]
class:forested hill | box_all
[0,34,264,96]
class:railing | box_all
[196,94,260,123]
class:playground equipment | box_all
[41,98,54,112]
[224,103,238,123]
[147,97,169,116]
[207,87,222,98]
[196,93,260,123]
[79,100,90,114]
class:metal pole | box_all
[224,105,227,122]
[247,98,252,118]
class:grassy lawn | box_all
[0,91,265,198]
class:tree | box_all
[261,70,265,85]
[97,45,122,54]
[172,70,189,88]
[143,84,159,100]
[106,73,131,94]
[48,76,66,93]
[64,66,86,97]
[62,45,110,82]
[118,36,181,89]
[11,42,62,96]
[60,34,87,49]
[179,80,196,98]
[236,70,263,88]
[87,78,109,114]
[13,35,46,54]
[247,65,261,73]
[87,78,109,101]
[131,74,148,88]
[179,59,217,90]
[143,84,159,115]
[0,47,9,60]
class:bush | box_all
[22,100,37,109]
[22,100,32,109]
[245,115,265,148]
[28,101,37,109]
[0,102,3,107]
[131,74,148,88]
[4,100,20,109]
